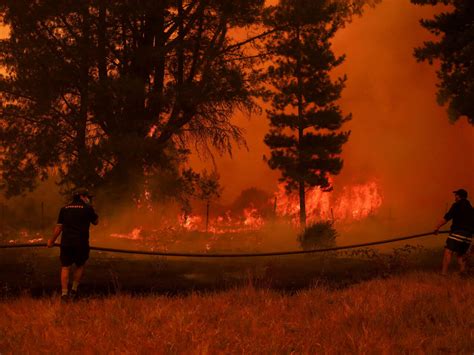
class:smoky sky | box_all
[190,0,474,224]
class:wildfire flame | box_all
[111,227,142,240]
[7,229,44,244]
[175,179,382,232]
[179,205,265,234]
[109,179,383,243]
[275,180,383,225]
[242,206,265,228]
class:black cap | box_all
[453,189,468,199]
[72,188,93,198]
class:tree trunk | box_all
[150,2,166,121]
[97,1,107,83]
[299,181,306,229]
[177,0,184,87]
[205,200,210,233]
[296,24,306,229]
[77,4,91,183]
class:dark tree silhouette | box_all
[176,168,220,231]
[196,170,221,232]
[412,0,474,125]
[0,0,265,199]
[263,0,351,228]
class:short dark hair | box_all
[72,188,93,199]
[453,189,468,199]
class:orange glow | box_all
[275,180,383,225]
[110,227,142,240]
[113,178,383,240]
[180,206,265,234]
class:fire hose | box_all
[0,230,449,258]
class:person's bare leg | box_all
[72,265,85,292]
[442,249,452,275]
[61,267,70,295]
[456,254,466,274]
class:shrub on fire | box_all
[297,221,337,250]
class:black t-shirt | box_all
[57,200,98,246]
[444,199,474,233]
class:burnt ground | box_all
[1,245,472,298]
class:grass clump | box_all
[298,221,337,250]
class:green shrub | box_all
[298,221,337,250]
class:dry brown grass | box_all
[1,272,473,354]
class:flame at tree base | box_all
[101,179,384,246]
[275,180,383,226]
[177,179,383,233]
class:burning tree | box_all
[263,0,351,228]
[412,0,474,125]
[0,0,265,201]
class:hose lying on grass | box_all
[0,230,449,258]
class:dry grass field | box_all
[1,271,473,354]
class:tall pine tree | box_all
[412,0,474,124]
[263,0,351,228]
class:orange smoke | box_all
[190,0,474,230]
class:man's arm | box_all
[47,225,62,248]
[434,203,456,234]
[88,205,99,225]
[434,218,448,234]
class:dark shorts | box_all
[445,238,470,256]
[60,245,90,267]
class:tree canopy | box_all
[412,0,474,124]
[0,0,265,199]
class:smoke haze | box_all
[190,0,474,235]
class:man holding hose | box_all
[48,189,99,301]
[434,189,473,276]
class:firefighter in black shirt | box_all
[48,189,99,301]
[434,189,473,276]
